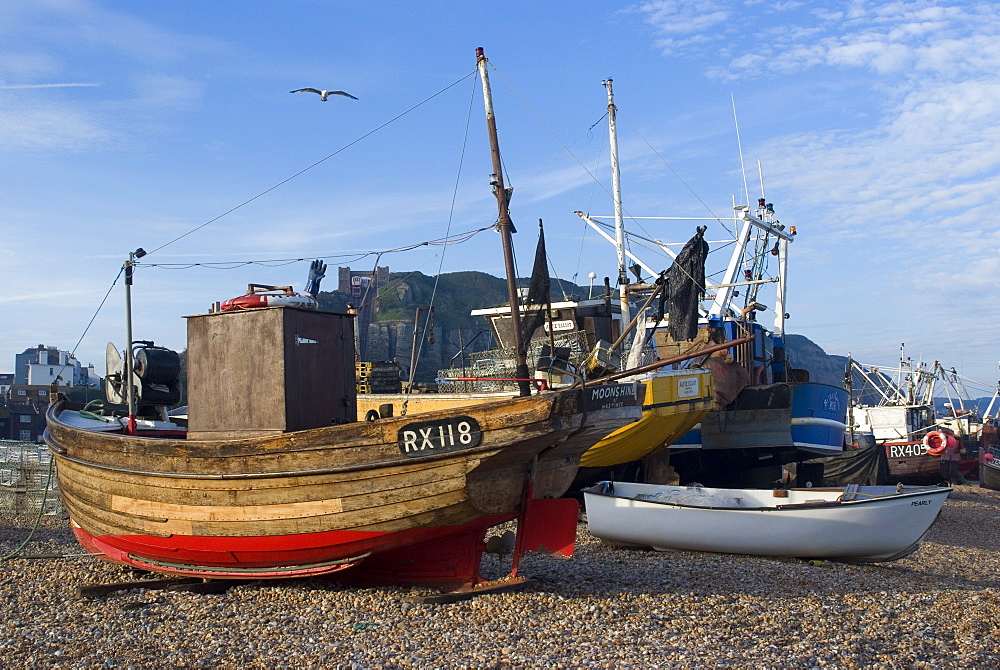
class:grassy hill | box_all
[317,270,847,386]
[318,270,591,330]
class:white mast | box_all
[709,205,793,320]
[603,78,629,325]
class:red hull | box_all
[73,513,514,582]
[883,441,978,484]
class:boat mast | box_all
[476,47,531,397]
[603,78,630,326]
[123,247,146,435]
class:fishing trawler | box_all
[851,350,998,483]
[575,79,848,487]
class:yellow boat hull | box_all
[578,370,714,468]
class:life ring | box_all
[923,430,953,456]
[220,293,318,312]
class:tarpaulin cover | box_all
[803,444,891,486]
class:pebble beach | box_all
[2,484,999,669]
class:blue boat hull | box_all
[673,382,848,456]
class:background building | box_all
[338,266,389,297]
[1,386,50,442]
[14,345,97,388]
[337,266,389,361]
[2,345,101,442]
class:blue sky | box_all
[2,0,998,389]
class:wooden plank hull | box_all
[883,441,942,483]
[883,441,977,484]
[45,384,641,582]
[981,461,1000,491]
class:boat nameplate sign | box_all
[677,376,700,398]
[543,320,576,332]
[585,383,639,411]
[398,416,483,456]
[886,442,929,458]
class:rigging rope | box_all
[140,224,494,270]
[620,113,736,240]
[488,66,739,296]
[405,74,480,408]
[144,69,479,259]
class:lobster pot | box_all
[185,306,356,439]
[0,441,61,518]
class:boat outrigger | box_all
[575,79,848,486]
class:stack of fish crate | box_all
[0,440,62,518]
[356,361,402,394]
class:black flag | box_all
[519,221,550,347]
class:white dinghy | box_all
[583,481,951,563]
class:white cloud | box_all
[0,101,117,151]
[637,0,731,34]
[130,73,204,110]
[640,1,1000,82]
[630,2,1000,380]
[628,1,733,54]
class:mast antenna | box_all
[732,93,750,206]
[603,77,630,326]
[758,159,765,200]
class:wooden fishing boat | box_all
[46,317,641,584]
[851,353,995,483]
[583,480,951,562]
[579,370,712,468]
[981,458,1000,491]
[575,80,848,491]
[43,47,648,591]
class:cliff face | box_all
[317,271,848,386]
[784,334,848,388]
[364,321,479,383]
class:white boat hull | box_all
[583,481,950,562]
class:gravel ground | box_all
[1,484,998,669]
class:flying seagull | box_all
[290,88,358,101]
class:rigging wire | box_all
[619,113,736,240]
[144,69,478,259]
[44,266,126,385]
[489,65,738,295]
[406,74,480,395]
[733,93,752,214]
[572,112,609,288]
[140,224,494,270]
